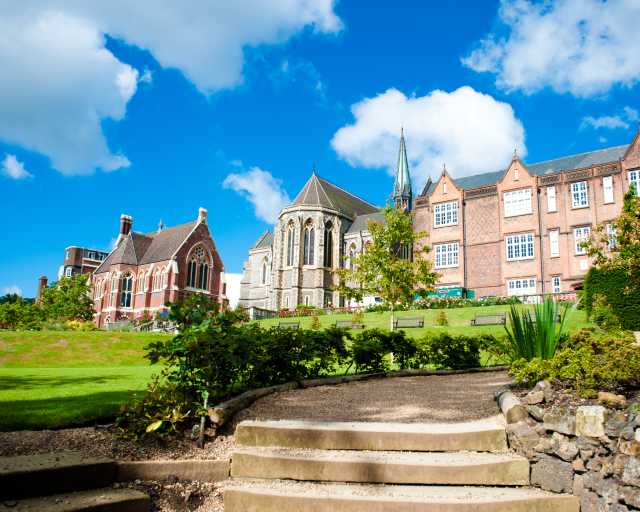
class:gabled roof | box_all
[252,230,273,250]
[94,221,197,273]
[345,211,385,234]
[291,173,378,218]
[420,143,629,196]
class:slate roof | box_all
[420,144,629,196]
[252,230,273,250]
[291,173,378,218]
[94,221,197,273]
[346,212,385,234]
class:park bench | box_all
[470,313,506,326]
[278,321,300,330]
[393,316,424,329]
[335,320,364,330]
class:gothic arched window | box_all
[348,244,357,269]
[303,222,315,266]
[286,223,295,266]
[323,221,333,268]
[119,273,133,308]
[187,246,210,290]
[261,258,268,284]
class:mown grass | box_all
[0,331,168,431]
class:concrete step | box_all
[225,479,580,512]
[0,452,116,499]
[235,417,508,453]
[6,487,150,512]
[231,447,529,486]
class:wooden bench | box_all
[335,320,364,330]
[278,321,300,330]
[393,317,424,329]
[471,314,506,326]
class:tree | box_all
[39,274,94,321]
[337,205,438,329]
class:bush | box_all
[510,329,640,397]
[310,315,321,330]
[348,329,390,373]
[435,310,448,326]
[583,267,640,330]
[416,334,492,370]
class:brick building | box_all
[414,131,640,297]
[59,246,109,279]
[91,208,225,327]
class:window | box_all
[187,260,197,287]
[153,270,162,291]
[64,267,73,277]
[552,276,561,294]
[162,269,169,289]
[187,246,209,290]
[571,181,588,208]
[514,168,520,181]
[433,201,458,227]
[284,295,289,308]
[304,296,310,306]
[603,176,614,203]
[197,263,209,290]
[347,243,356,269]
[549,229,560,257]
[119,273,133,308]
[303,223,315,266]
[434,242,459,268]
[504,189,532,217]
[261,259,268,285]
[606,223,617,249]
[547,186,557,212]
[507,278,536,297]
[137,274,144,292]
[629,170,640,196]
[323,222,333,268]
[506,233,534,261]
[574,226,591,255]
[286,224,295,266]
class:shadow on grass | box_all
[0,374,128,391]
[0,389,146,431]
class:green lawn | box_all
[256,304,594,338]
[0,331,169,431]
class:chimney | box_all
[36,275,48,303]
[119,214,133,236]
[198,207,207,224]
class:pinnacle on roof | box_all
[393,128,413,210]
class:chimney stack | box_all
[36,275,48,303]
[119,214,133,236]
[198,207,207,224]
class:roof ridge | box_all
[525,143,629,168]
[314,174,379,209]
[314,175,337,209]
[142,220,195,237]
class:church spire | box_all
[393,127,413,211]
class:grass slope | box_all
[0,331,168,431]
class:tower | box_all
[393,128,413,211]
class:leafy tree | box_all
[337,205,438,329]
[39,274,94,321]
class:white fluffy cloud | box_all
[331,87,526,182]
[462,0,640,97]
[223,166,291,224]
[581,106,639,131]
[0,2,341,175]
[2,154,33,180]
[1,285,22,296]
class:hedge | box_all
[583,266,640,330]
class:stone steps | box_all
[6,487,150,512]
[235,417,508,452]
[231,447,530,486]
[225,479,580,512]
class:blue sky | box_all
[1,0,639,297]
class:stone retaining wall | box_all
[505,382,640,511]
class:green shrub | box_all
[435,310,448,326]
[351,310,364,324]
[310,315,322,330]
[416,333,490,370]
[583,267,640,330]
[510,329,640,397]
[349,329,390,373]
[384,330,418,369]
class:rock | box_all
[580,490,603,512]
[619,440,640,457]
[551,432,579,461]
[610,504,630,512]
[622,456,640,487]
[636,429,640,443]
[496,390,528,424]
[606,411,629,437]
[534,437,554,454]
[580,449,595,461]
[598,391,627,408]
[573,458,586,472]
[527,405,545,421]
[533,380,554,402]
[621,424,636,441]
[576,406,607,437]
[530,455,574,493]
[583,471,619,501]
[525,390,545,405]
[543,408,576,435]
[506,421,541,458]
[620,485,640,508]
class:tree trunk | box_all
[390,304,395,332]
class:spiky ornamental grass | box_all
[503,296,569,361]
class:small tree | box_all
[337,206,438,330]
[39,274,94,321]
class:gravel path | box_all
[234,370,510,427]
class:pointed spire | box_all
[513,148,519,161]
[157,219,165,233]
[442,163,447,175]
[311,162,317,176]
[393,127,413,211]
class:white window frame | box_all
[629,170,640,196]
[546,186,557,212]
[506,233,535,261]
[549,229,560,257]
[433,200,458,227]
[571,181,589,208]
[574,226,591,255]
[602,176,614,204]
[64,267,73,277]
[507,277,537,297]
[504,188,532,217]
[434,242,459,269]
[552,276,561,294]
[606,223,617,249]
